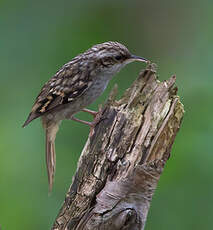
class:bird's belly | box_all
[81,78,109,106]
[55,76,110,120]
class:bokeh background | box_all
[0,0,212,229]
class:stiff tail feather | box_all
[45,123,59,193]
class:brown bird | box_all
[23,41,148,192]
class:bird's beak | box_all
[130,55,149,63]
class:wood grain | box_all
[52,64,184,230]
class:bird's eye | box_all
[115,55,122,61]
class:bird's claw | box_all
[88,109,103,137]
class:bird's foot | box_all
[70,116,93,127]
[71,107,102,136]
[88,109,103,136]
[82,108,99,117]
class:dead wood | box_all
[52,64,184,230]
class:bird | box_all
[23,41,148,192]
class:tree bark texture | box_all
[52,64,184,230]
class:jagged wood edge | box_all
[52,64,184,229]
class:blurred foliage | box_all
[0,0,212,229]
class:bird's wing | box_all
[23,62,92,127]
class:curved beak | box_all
[130,55,149,63]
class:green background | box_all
[0,0,212,229]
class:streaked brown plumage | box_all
[23,41,148,192]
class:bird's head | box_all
[86,41,149,75]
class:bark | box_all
[52,64,184,230]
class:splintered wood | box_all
[52,64,184,230]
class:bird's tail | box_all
[44,121,60,193]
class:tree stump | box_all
[52,64,184,230]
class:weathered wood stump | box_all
[52,64,184,230]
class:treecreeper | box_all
[23,41,149,192]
